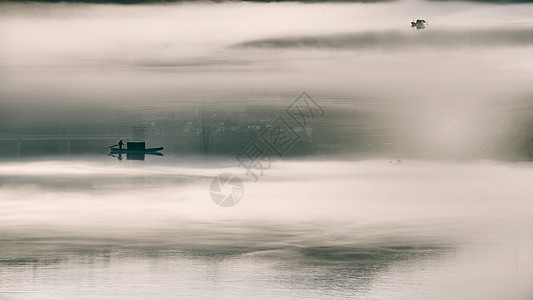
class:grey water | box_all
[1,0,533,299]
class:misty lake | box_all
[1,0,533,299]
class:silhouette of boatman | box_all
[118,140,124,150]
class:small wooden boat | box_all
[110,142,163,153]
[110,147,164,153]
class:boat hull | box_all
[110,147,164,153]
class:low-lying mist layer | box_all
[236,28,533,49]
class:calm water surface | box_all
[1,158,533,299]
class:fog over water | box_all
[1,0,532,105]
[1,0,533,299]
[1,159,533,299]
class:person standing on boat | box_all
[118,140,124,150]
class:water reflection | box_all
[108,152,164,161]
[0,239,453,300]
